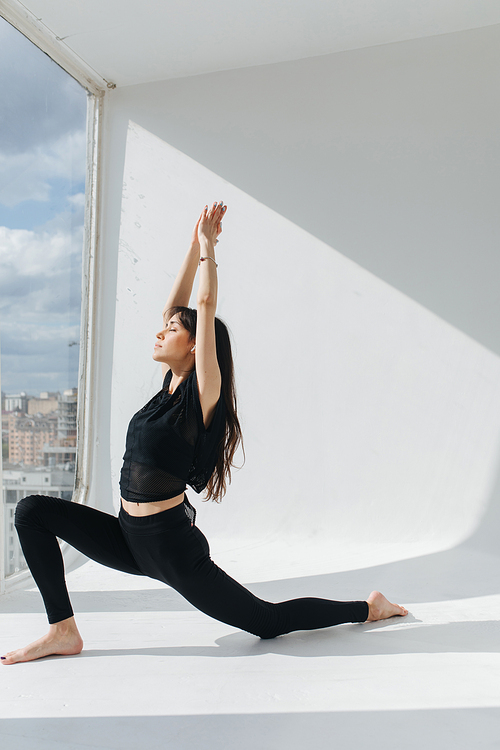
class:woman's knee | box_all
[248,603,287,640]
[15,494,57,529]
[253,624,284,640]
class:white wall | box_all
[88,25,500,574]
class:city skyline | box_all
[2,388,77,471]
[2,386,78,399]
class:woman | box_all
[2,202,407,665]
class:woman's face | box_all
[153,315,194,364]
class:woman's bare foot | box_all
[1,616,83,665]
[366,590,408,622]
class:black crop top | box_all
[119,369,226,503]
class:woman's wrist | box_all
[199,236,215,252]
[199,255,218,268]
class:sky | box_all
[0,17,87,395]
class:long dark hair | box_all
[167,306,244,502]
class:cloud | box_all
[0,212,83,392]
[0,18,87,155]
[0,130,87,207]
[1,323,81,356]
[68,192,86,209]
[0,18,87,208]
[1,345,80,393]
[1,317,81,394]
[0,19,87,392]
[0,221,82,282]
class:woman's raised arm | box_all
[161,213,203,326]
[195,202,226,427]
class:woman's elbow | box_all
[197,294,217,309]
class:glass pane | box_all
[0,18,87,577]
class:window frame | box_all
[0,3,108,594]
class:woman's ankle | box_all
[49,616,79,635]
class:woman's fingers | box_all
[200,202,227,242]
[211,201,226,214]
[208,201,219,219]
[215,204,226,237]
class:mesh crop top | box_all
[119,369,226,503]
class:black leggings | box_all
[14,495,368,639]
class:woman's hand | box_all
[198,202,227,246]
[190,213,202,248]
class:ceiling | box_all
[6,0,500,87]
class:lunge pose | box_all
[2,203,407,665]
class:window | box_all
[0,14,102,587]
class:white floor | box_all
[1,496,499,750]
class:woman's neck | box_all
[168,365,194,394]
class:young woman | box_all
[2,202,407,665]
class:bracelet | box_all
[199,256,218,268]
